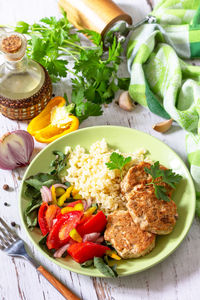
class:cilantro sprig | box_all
[144,161,182,201]
[13,14,130,123]
[106,152,132,180]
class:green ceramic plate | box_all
[19,126,196,277]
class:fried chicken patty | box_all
[121,162,174,197]
[126,185,178,235]
[104,210,156,258]
[121,162,152,194]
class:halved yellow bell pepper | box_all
[27,97,79,143]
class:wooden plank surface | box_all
[0,0,200,299]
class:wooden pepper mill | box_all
[58,0,132,38]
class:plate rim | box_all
[19,125,196,277]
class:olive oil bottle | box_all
[0,32,52,120]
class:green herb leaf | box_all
[39,234,56,257]
[25,173,57,191]
[161,169,183,189]
[50,151,69,177]
[24,198,42,228]
[154,185,170,202]
[94,257,118,278]
[144,161,163,179]
[106,152,131,179]
[15,21,29,33]
[79,29,101,46]
[25,185,41,200]
[81,259,94,268]
[144,161,182,201]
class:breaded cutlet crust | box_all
[121,162,174,197]
[126,185,178,235]
[121,162,152,194]
[104,210,156,258]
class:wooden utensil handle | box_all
[37,266,80,300]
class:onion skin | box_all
[0,130,34,170]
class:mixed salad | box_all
[24,151,120,277]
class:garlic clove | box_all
[152,119,173,133]
[118,91,135,112]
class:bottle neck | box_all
[5,55,28,73]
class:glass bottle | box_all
[0,32,52,120]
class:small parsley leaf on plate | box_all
[106,152,131,180]
[144,161,182,201]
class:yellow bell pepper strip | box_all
[106,250,121,260]
[84,206,97,217]
[57,186,73,206]
[69,228,82,243]
[73,193,82,199]
[51,185,57,204]
[72,188,79,197]
[72,188,82,199]
[27,97,79,143]
[79,206,97,224]
[61,203,84,214]
[55,187,65,197]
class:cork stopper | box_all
[2,35,22,53]
[0,32,27,61]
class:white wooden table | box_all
[1,0,200,299]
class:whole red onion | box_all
[0,130,34,170]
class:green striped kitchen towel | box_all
[127,0,200,216]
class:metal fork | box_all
[0,218,80,300]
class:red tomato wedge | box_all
[67,242,110,263]
[38,203,60,236]
[45,205,60,231]
[46,211,83,249]
[77,211,107,236]
[38,203,48,236]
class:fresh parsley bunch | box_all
[15,12,80,82]
[14,13,130,122]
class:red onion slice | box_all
[82,232,101,243]
[0,130,34,170]
[40,186,52,203]
[53,183,69,189]
[85,198,92,210]
[53,240,75,258]
[54,243,71,258]
[95,236,104,244]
